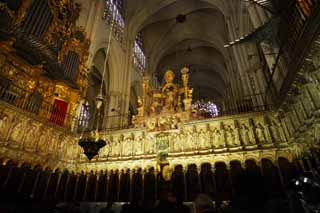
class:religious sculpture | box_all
[0,112,10,142]
[23,122,39,149]
[225,125,235,147]
[9,119,26,146]
[132,67,194,130]
[214,128,225,148]
[255,123,267,144]
[38,129,49,152]
[240,123,255,145]
[198,129,207,149]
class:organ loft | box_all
[0,0,320,212]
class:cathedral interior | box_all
[0,0,320,212]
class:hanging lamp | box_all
[79,7,116,161]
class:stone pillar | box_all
[85,0,96,37]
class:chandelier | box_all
[78,7,116,161]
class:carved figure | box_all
[256,123,266,144]
[215,129,225,148]
[137,96,144,117]
[198,129,206,149]
[0,113,10,141]
[38,129,49,152]
[241,124,255,145]
[23,123,39,148]
[9,120,26,144]
[225,126,235,147]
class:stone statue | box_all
[198,129,207,149]
[0,113,10,141]
[241,124,255,145]
[134,136,143,155]
[23,122,39,149]
[215,129,225,148]
[144,135,154,154]
[174,134,182,152]
[270,121,281,143]
[112,140,120,156]
[225,126,235,147]
[9,120,26,145]
[256,123,266,144]
[38,129,49,152]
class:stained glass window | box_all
[192,100,219,117]
[103,0,125,43]
[78,101,90,129]
[133,32,146,73]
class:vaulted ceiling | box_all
[126,0,235,101]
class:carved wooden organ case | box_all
[0,0,90,116]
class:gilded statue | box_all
[162,70,178,112]
[137,96,144,117]
[134,67,193,130]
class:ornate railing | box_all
[268,0,320,102]
[0,76,78,131]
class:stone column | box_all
[85,0,96,37]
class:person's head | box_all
[194,194,215,213]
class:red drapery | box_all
[50,99,68,126]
